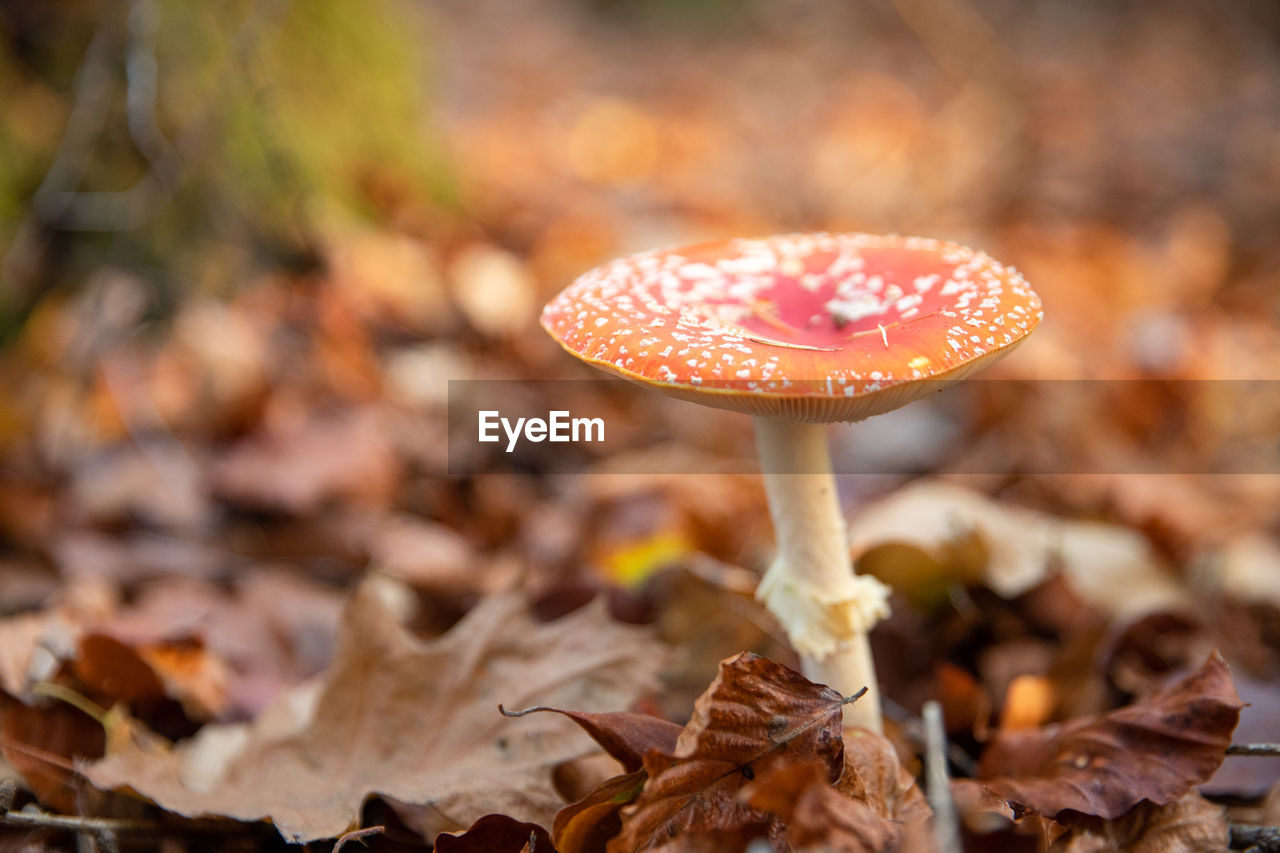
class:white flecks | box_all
[914,274,940,292]
[826,293,885,324]
[543,231,1040,396]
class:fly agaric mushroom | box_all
[540,232,1042,732]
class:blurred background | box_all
[1,0,1280,824]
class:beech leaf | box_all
[610,652,856,852]
[837,728,932,826]
[553,769,648,853]
[978,652,1242,819]
[83,583,669,843]
[501,706,683,773]
[742,760,899,853]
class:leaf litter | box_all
[82,581,670,843]
[2,2,1280,850]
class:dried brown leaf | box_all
[837,728,932,827]
[1052,792,1228,853]
[502,707,682,773]
[1,698,105,814]
[610,652,852,852]
[952,780,1066,853]
[72,634,167,704]
[743,760,898,853]
[554,769,647,853]
[84,583,669,843]
[978,653,1242,818]
[434,813,556,853]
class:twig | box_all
[0,802,258,841]
[332,825,384,852]
[923,701,961,853]
[1231,824,1280,852]
[1228,743,1280,757]
[0,808,160,836]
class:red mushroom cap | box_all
[541,233,1042,422]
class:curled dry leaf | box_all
[503,707,680,853]
[554,770,648,853]
[978,652,1242,819]
[501,707,683,773]
[610,652,852,852]
[83,583,669,843]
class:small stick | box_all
[333,825,385,852]
[923,701,961,853]
[0,809,160,835]
[0,805,253,839]
[1227,743,1280,757]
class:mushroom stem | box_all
[752,417,888,733]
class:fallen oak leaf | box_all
[500,706,683,773]
[978,652,1242,819]
[610,653,863,852]
[83,582,670,843]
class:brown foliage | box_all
[1053,793,1228,853]
[83,584,669,843]
[978,653,1242,819]
[501,707,682,774]
[743,760,898,853]
[435,813,557,853]
[610,652,851,851]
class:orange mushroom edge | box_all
[540,232,1043,423]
